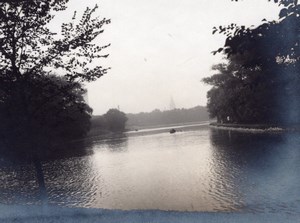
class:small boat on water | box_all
[169,128,176,134]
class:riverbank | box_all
[0,204,298,223]
[210,122,300,132]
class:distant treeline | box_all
[126,106,209,128]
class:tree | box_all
[0,74,92,202]
[0,75,92,153]
[103,109,128,132]
[0,1,110,82]
[203,61,276,124]
[0,1,110,202]
[205,0,300,125]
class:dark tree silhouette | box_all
[205,0,300,125]
[203,62,276,124]
[103,109,128,132]
[0,1,110,203]
[0,74,92,202]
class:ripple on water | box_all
[0,125,299,214]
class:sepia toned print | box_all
[0,0,299,222]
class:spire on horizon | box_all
[169,97,176,110]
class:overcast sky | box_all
[51,0,281,115]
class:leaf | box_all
[279,8,288,18]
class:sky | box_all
[51,0,281,115]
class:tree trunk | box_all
[33,158,48,205]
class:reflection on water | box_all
[94,133,128,153]
[0,124,299,213]
[210,129,300,214]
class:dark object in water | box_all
[170,128,176,134]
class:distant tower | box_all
[169,97,176,110]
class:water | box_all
[0,123,300,214]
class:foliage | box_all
[203,62,278,123]
[0,74,92,160]
[103,109,128,132]
[0,0,110,82]
[0,0,110,202]
[0,0,110,157]
[213,0,300,67]
[205,0,300,125]
[90,109,128,134]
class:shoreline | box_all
[209,122,300,132]
[0,204,298,223]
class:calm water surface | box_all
[0,123,300,214]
